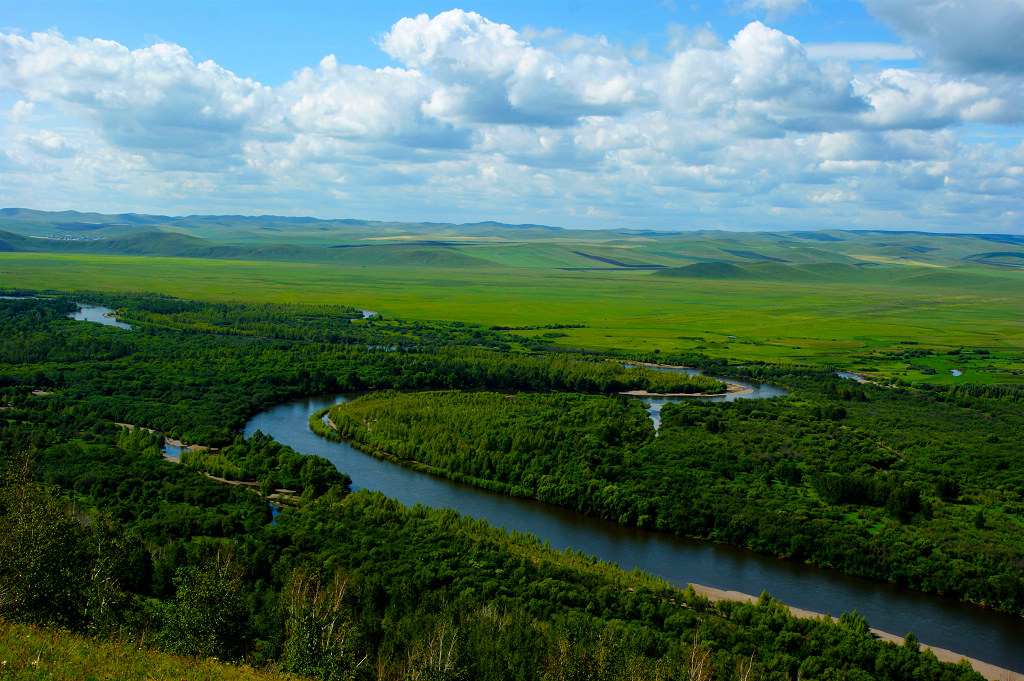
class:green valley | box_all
[1,210,1022,679]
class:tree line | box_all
[326,374,1024,614]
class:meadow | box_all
[2,224,1022,678]
[1,246,1022,385]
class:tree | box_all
[0,453,89,628]
[158,543,251,659]
[281,567,356,677]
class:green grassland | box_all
[0,620,303,681]
[2,251,1022,383]
[2,209,1023,384]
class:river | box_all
[63,306,1019,669]
[246,387,1023,672]
[68,303,133,330]
[623,364,789,428]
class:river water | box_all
[68,303,133,330]
[246,389,1024,672]
[624,364,789,429]
[63,306,1020,669]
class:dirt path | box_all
[689,583,1019,681]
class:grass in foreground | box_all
[0,620,300,681]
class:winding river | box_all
[245,383,1024,673]
[64,306,1020,670]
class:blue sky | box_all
[1,1,1022,233]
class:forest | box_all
[327,383,1024,613]
[0,291,1013,679]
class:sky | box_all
[1,1,1023,233]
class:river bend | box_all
[64,306,1019,669]
[246,388,1024,672]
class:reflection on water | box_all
[68,304,133,330]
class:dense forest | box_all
[0,293,722,444]
[0,440,984,681]
[0,292,1012,679]
[327,382,1024,614]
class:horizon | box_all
[1,2,1022,234]
[5,205,1024,240]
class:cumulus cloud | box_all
[20,129,76,157]
[862,0,1024,74]
[380,10,652,126]
[0,10,1021,233]
[0,31,272,167]
[663,22,867,137]
[281,57,454,144]
[8,99,34,122]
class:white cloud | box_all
[0,30,273,168]
[8,99,34,122]
[0,11,1021,233]
[811,189,860,203]
[281,57,447,143]
[854,68,1022,129]
[379,10,652,126]
[663,22,866,137]
[861,0,1024,74]
[20,129,76,157]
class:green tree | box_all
[282,567,356,679]
[158,544,251,660]
[0,454,89,628]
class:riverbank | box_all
[333,409,1020,676]
[690,583,1018,681]
[115,422,299,501]
[622,361,752,398]
[619,381,753,398]
[320,403,1018,677]
[260,391,1024,673]
[114,422,213,463]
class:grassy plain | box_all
[2,248,1023,384]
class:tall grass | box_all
[0,620,302,680]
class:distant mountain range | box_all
[2,207,1022,273]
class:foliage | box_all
[181,429,351,499]
[329,390,654,497]
[326,372,1024,614]
[157,545,251,660]
[0,457,90,629]
[0,291,1005,679]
